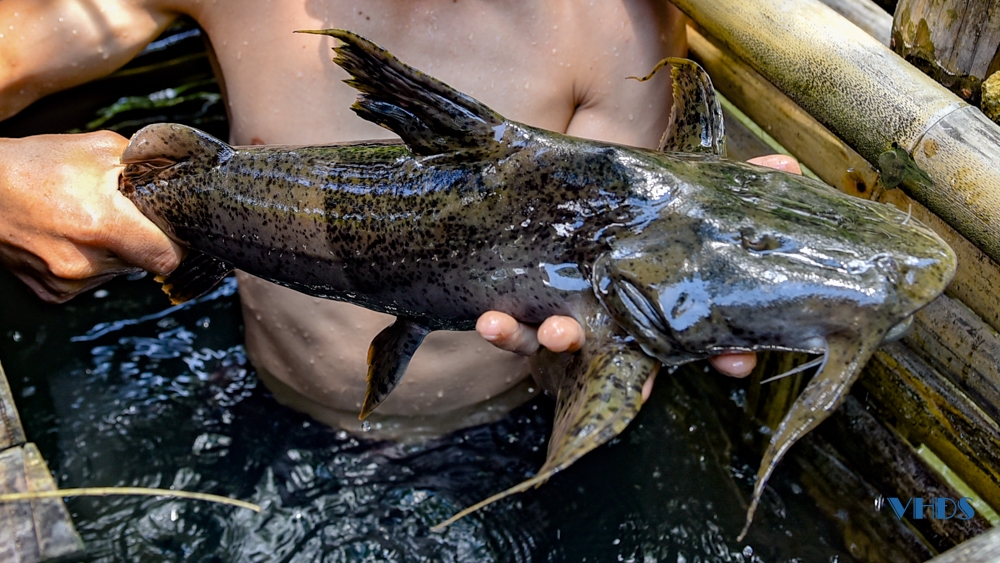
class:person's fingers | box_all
[641,372,656,403]
[105,191,185,275]
[709,352,756,378]
[1,243,122,303]
[748,154,802,175]
[536,315,585,353]
[476,311,540,356]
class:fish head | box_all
[594,159,956,538]
[119,123,234,244]
[594,160,957,363]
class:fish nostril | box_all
[874,255,899,282]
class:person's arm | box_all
[0,0,173,120]
[0,0,183,302]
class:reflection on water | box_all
[0,269,856,562]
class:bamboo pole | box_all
[673,0,1000,270]
[892,0,1000,105]
[927,527,1000,563]
[819,0,893,46]
[862,341,1000,512]
[822,396,991,551]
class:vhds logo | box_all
[886,497,975,520]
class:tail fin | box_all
[296,29,505,155]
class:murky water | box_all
[1,268,856,562]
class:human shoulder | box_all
[561,1,687,148]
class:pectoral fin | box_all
[156,250,234,305]
[631,57,725,156]
[738,329,885,541]
[360,318,431,419]
[432,320,658,531]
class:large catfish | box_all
[119,29,956,538]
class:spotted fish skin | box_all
[122,126,647,329]
[120,29,956,537]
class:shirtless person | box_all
[0,0,777,436]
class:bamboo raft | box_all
[2,0,1000,560]
[673,0,1000,559]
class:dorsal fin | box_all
[296,29,505,156]
[631,57,726,156]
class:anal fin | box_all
[156,250,234,305]
[432,321,658,531]
[360,318,431,419]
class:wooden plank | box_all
[720,105,776,162]
[0,361,26,451]
[0,360,84,562]
[794,436,935,562]
[0,445,83,562]
[0,447,39,563]
[21,444,83,560]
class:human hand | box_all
[0,131,184,302]
[475,154,804,398]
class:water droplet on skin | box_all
[361,421,371,432]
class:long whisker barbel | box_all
[901,202,913,226]
[760,355,826,384]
